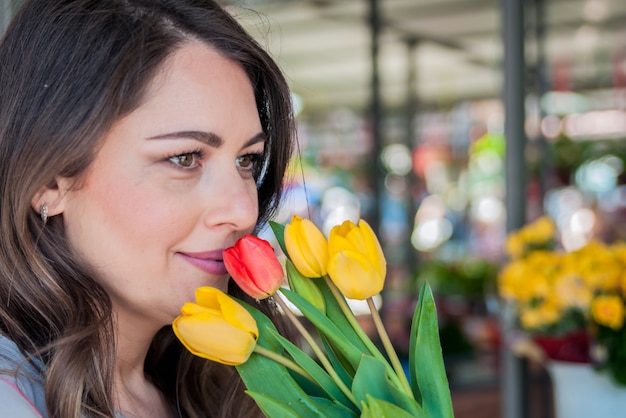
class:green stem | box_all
[253,345,316,384]
[367,297,413,396]
[324,277,408,389]
[274,294,358,407]
[324,277,380,355]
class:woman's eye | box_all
[236,154,259,170]
[236,153,263,177]
[169,151,201,168]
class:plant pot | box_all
[547,360,626,418]
[533,331,590,363]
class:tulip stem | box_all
[253,345,316,385]
[324,277,413,398]
[324,277,381,357]
[367,297,413,397]
[274,294,358,407]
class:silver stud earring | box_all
[40,204,48,224]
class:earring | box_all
[40,204,48,224]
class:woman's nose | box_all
[202,171,258,233]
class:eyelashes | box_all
[166,149,266,181]
[237,152,266,181]
[167,148,204,169]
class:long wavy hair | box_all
[0,0,294,416]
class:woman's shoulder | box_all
[0,334,47,417]
[0,377,44,417]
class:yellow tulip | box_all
[284,215,328,278]
[327,219,386,300]
[172,287,258,365]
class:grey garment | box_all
[0,335,177,418]
[0,334,47,417]
[0,378,43,417]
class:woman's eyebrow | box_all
[147,131,267,148]
[148,130,223,146]
[246,132,267,147]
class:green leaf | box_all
[247,391,358,418]
[315,278,372,355]
[320,335,356,386]
[280,287,365,370]
[360,395,423,418]
[286,260,326,313]
[236,301,346,417]
[409,283,454,418]
[245,391,301,418]
[352,355,423,417]
[269,221,288,256]
[266,327,357,411]
[309,397,359,418]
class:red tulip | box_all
[224,235,284,299]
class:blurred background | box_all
[223,2,625,416]
[3,0,626,417]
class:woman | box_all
[0,0,294,417]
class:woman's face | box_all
[55,42,264,327]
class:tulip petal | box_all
[327,250,384,300]
[327,219,387,299]
[284,216,328,278]
[195,287,258,335]
[173,287,259,366]
[345,224,368,254]
[180,301,221,317]
[358,219,387,278]
[173,312,256,365]
[328,228,355,254]
[224,235,284,299]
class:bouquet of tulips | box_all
[173,215,454,417]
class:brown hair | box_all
[0,0,294,416]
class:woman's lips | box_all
[178,250,228,276]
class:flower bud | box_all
[224,235,284,299]
[284,215,328,278]
[173,287,258,365]
[327,219,386,300]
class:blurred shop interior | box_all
[225,1,626,417]
[3,0,626,417]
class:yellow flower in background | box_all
[620,272,626,298]
[498,250,559,303]
[552,272,593,310]
[520,216,555,245]
[611,241,626,264]
[520,302,561,330]
[591,295,625,330]
[574,241,622,291]
[505,234,525,260]
[498,260,528,301]
[284,215,328,278]
[499,215,626,386]
[327,219,386,300]
[172,287,258,365]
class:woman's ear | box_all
[30,177,73,218]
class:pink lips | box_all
[178,249,228,276]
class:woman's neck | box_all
[113,310,172,418]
